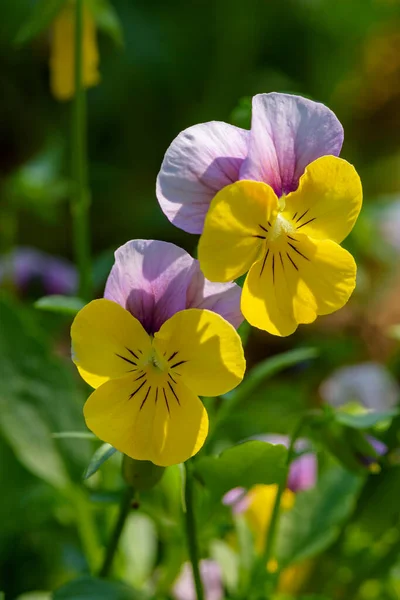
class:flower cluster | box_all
[71,92,363,466]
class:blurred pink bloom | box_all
[104,239,243,334]
[157,92,343,233]
[379,200,400,252]
[320,362,399,412]
[0,247,77,297]
[173,560,223,600]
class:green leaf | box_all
[334,408,399,429]
[0,399,69,489]
[121,514,158,587]
[195,441,288,499]
[83,443,118,479]
[232,348,318,404]
[35,295,86,316]
[16,593,51,600]
[53,576,145,600]
[88,0,124,46]
[210,348,318,442]
[53,431,96,440]
[14,0,66,46]
[276,468,363,566]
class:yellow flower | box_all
[50,1,100,101]
[245,484,312,594]
[71,299,245,466]
[198,156,362,336]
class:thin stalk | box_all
[262,417,307,575]
[72,0,92,300]
[184,461,204,600]
[99,486,134,577]
[69,486,101,573]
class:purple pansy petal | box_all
[174,560,223,600]
[104,239,242,333]
[320,362,400,412]
[287,452,318,493]
[186,267,243,329]
[239,93,344,196]
[156,122,249,234]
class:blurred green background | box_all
[2,0,400,599]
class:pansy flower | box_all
[0,247,77,298]
[71,240,245,466]
[157,93,363,336]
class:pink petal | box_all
[240,93,344,196]
[104,240,242,333]
[157,122,249,234]
[287,452,318,493]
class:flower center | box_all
[267,213,295,242]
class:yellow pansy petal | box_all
[71,299,151,388]
[245,484,295,552]
[50,3,100,101]
[242,236,356,336]
[282,155,362,244]
[153,308,245,397]
[198,180,279,282]
[84,373,208,466]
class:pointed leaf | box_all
[195,441,288,499]
[35,295,86,316]
[83,443,118,480]
[15,0,66,46]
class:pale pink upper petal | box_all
[156,122,249,234]
[240,93,344,196]
[104,240,242,333]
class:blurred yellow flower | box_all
[50,1,100,101]
[244,483,312,594]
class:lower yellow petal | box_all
[198,180,279,282]
[153,308,245,397]
[71,299,151,388]
[84,371,208,466]
[50,3,100,101]
[242,235,356,336]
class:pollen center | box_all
[267,214,295,242]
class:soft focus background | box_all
[2,1,400,599]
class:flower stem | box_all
[184,461,204,600]
[72,0,92,300]
[99,486,134,578]
[262,417,306,574]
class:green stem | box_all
[72,0,92,300]
[184,462,204,600]
[262,417,307,577]
[99,486,134,578]
[69,486,101,573]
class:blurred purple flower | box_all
[173,560,223,600]
[223,436,317,516]
[0,247,77,297]
[222,487,250,514]
[104,239,243,334]
[320,362,399,412]
[379,200,400,253]
[157,92,343,233]
[357,436,388,467]
[261,435,317,493]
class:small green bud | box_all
[122,455,165,491]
